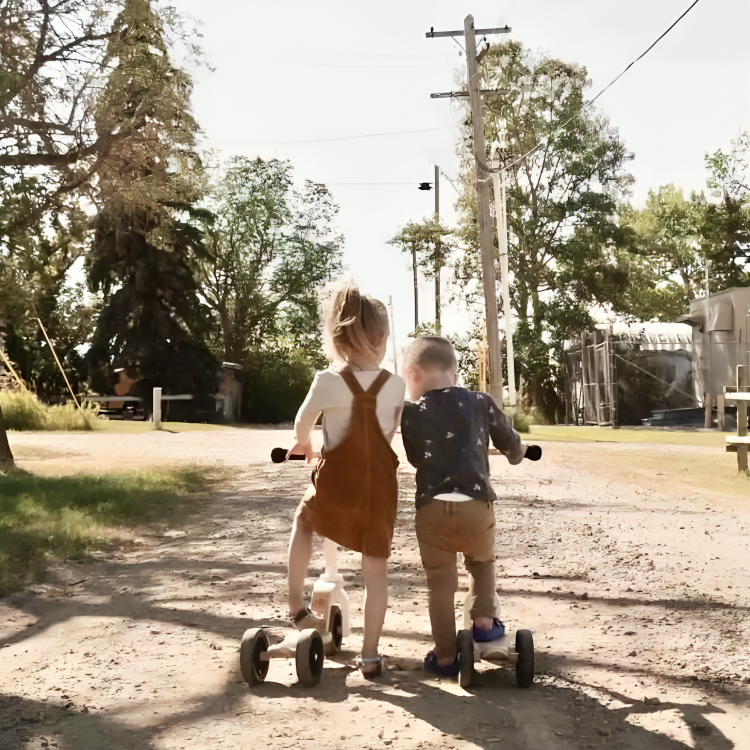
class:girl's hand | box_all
[287,441,316,463]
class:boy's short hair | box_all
[404,336,458,374]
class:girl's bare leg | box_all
[287,516,313,614]
[361,555,388,672]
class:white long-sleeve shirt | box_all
[294,369,406,452]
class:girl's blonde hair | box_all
[323,280,389,365]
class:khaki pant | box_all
[416,499,497,660]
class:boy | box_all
[400,336,526,676]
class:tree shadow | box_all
[551,676,735,750]
[0,693,157,750]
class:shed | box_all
[677,286,750,399]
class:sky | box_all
[174,0,750,367]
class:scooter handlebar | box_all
[524,445,542,461]
[271,447,307,463]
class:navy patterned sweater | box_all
[401,387,524,509]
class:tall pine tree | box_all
[86,0,215,400]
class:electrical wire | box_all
[439,169,462,197]
[203,125,455,145]
[501,0,703,173]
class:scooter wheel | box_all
[296,628,324,686]
[325,605,343,656]
[240,628,269,686]
[457,629,475,689]
[515,629,534,688]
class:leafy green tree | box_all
[620,185,750,313]
[0,172,93,397]
[454,41,633,419]
[706,132,750,201]
[388,217,454,333]
[86,0,216,399]
[199,156,344,421]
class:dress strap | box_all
[339,370,365,396]
[365,369,391,396]
[338,369,391,398]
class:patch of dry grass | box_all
[0,391,99,431]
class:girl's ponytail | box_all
[324,280,389,365]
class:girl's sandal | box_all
[355,655,384,680]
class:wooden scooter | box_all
[455,444,542,689]
[455,594,534,689]
[240,449,350,688]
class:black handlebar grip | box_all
[524,445,542,461]
[271,447,306,463]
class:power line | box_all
[439,169,462,197]
[502,0,703,173]
[203,125,455,146]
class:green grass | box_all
[0,467,209,593]
[528,424,727,448]
[1,390,99,431]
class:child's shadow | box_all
[345,667,719,750]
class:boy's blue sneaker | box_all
[473,618,505,642]
[423,652,459,677]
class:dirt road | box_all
[2,427,750,749]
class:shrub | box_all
[0,391,99,431]
[504,405,546,433]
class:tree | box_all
[0,1,201,185]
[0,171,94,396]
[453,41,634,420]
[199,156,344,421]
[388,217,454,333]
[706,132,750,201]
[85,0,216,398]
[0,1,117,173]
[620,185,750,314]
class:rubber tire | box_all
[240,628,269,686]
[296,628,324,687]
[457,629,475,689]
[515,629,534,688]
[324,606,343,656]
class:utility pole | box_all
[491,147,516,406]
[388,295,399,375]
[427,17,510,399]
[464,15,503,402]
[411,242,419,330]
[705,258,711,298]
[434,164,441,335]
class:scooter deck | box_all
[474,633,518,664]
[262,629,333,660]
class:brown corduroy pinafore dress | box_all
[302,369,399,559]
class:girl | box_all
[286,280,405,679]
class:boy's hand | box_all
[287,441,316,463]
